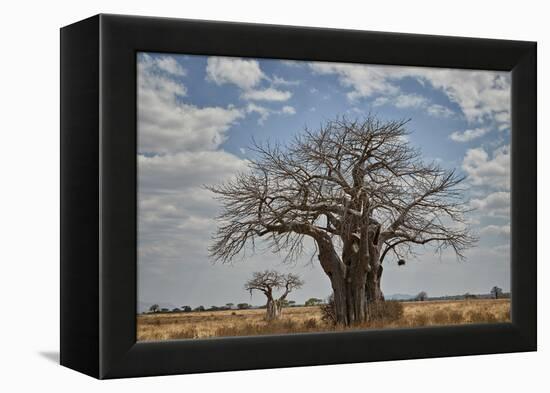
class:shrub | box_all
[320,295,337,325]
[497,309,511,322]
[467,310,497,323]
[320,296,404,324]
[412,313,429,326]
[368,300,404,322]
[432,309,449,324]
[171,327,199,339]
[282,319,297,330]
[448,310,463,324]
[488,314,498,323]
[303,318,318,329]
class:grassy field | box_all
[137,298,511,341]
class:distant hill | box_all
[386,293,415,301]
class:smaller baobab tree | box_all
[149,304,160,313]
[490,286,503,299]
[245,270,303,320]
[415,291,428,301]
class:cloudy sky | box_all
[137,52,511,311]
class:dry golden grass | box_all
[137,298,510,341]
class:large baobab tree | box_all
[208,116,476,326]
[245,270,303,320]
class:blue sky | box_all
[137,52,511,311]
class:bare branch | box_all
[207,115,477,267]
[244,270,304,301]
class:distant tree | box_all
[245,270,304,320]
[149,304,160,313]
[491,286,503,299]
[305,297,323,307]
[279,299,297,307]
[415,291,428,301]
[160,308,169,312]
[172,307,181,313]
[226,303,234,309]
[194,305,205,312]
[237,303,251,310]
[464,292,477,300]
[181,305,192,312]
[208,306,220,311]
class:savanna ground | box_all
[137,298,510,341]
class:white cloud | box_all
[372,96,390,106]
[206,57,295,103]
[416,69,510,127]
[246,103,271,124]
[310,62,400,100]
[139,151,248,192]
[393,93,429,108]
[138,151,249,274]
[241,87,292,101]
[139,53,187,77]
[495,111,511,131]
[491,244,510,255]
[138,56,244,154]
[427,104,455,118]
[308,62,510,128]
[470,191,510,217]
[155,57,186,76]
[246,103,296,125]
[494,111,510,123]
[272,75,300,86]
[281,105,296,115]
[138,57,187,101]
[373,93,454,119]
[281,60,304,67]
[479,224,510,237]
[206,57,265,90]
[138,101,243,154]
[450,127,489,143]
[138,56,252,287]
[462,145,510,190]
[138,188,225,268]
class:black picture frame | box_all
[60,14,537,379]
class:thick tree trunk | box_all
[366,263,384,304]
[316,235,368,326]
[315,233,371,326]
[329,273,367,326]
[365,253,389,322]
[265,298,282,320]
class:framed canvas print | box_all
[60,14,536,379]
